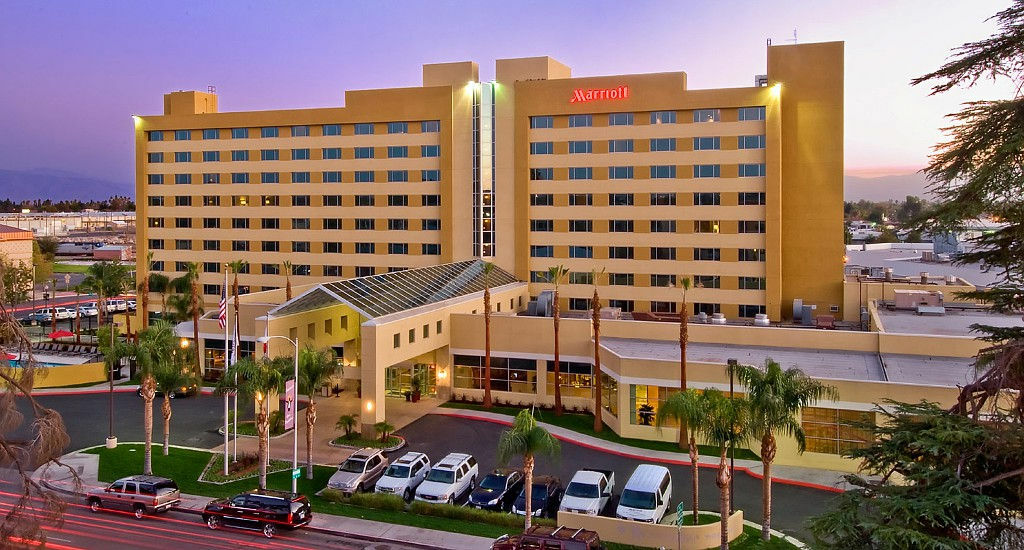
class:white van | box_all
[107,299,128,312]
[615,464,672,524]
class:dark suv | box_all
[468,468,524,511]
[203,489,312,538]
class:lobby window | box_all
[739,276,767,290]
[388,243,409,255]
[738,106,766,121]
[569,298,590,310]
[355,195,375,206]
[609,166,633,179]
[354,123,374,135]
[739,192,767,205]
[388,219,409,231]
[292,264,311,276]
[203,151,220,162]
[608,300,634,312]
[694,248,721,261]
[422,243,441,255]
[650,165,676,179]
[322,124,341,136]
[291,195,310,207]
[530,245,553,258]
[355,243,375,254]
[609,273,634,286]
[352,146,373,159]
[356,267,375,277]
[388,195,408,207]
[292,218,311,230]
[530,142,553,155]
[354,171,374,183]
[651,247,676,260]
[694,164,721,178]
[292,148,310,160]
[174,196,191,207]
[231,128,249,139]
[421,145,440,157]
[608,139,634,153]
[261,127,278,138]
[738,135,766,149]
[292,171,310,184]
[569,272,593,285]
[693,136,720,150]
[148,196,164,207]
[421,169,440,182]
[802,407,875,455]
[261,172,279,184]
[148,174,163,185]
[531,220,553,232]
[230,170,247,183]
[323,171,342,183]
[261,218,279,230]
[388,122,408,134]
[148,130,163,141]
[569,220,593,232]
[292,241,310,253]
[608,113,633,126]
[693,302,721,315]
[324,218,343,230]
[203,240,220,251]
[569,193,593,206]
[291,125,310,137]
[174,174,191,185]
[693,109,720,123]
[203,173,220,184]
[231,150,249,161]
[694,220,720,234]
[546,360,593,398]
[422,219,440,230]
[388,170,409,183]
[739,248,767,262]
[650,220,676,233]
[203,217,220,229]
[232,218,249,229]
[609,193,634,206]
[203,196,220,207]
[148,239,164,249]
[262,264,280,275]
[568,167,593,180]
[693,192,721,206]
[174,130,191,141]
[568,114,593,127]
[232,240,250,252]
[739,163,767,177]
[609,246,634,259]
[421,120,440,133]
[568,141,592,154]
[323,147,343,159]
[651,301,676,313]
[569,245,593,258]
[650,111,677,124]
[609,220,633,233]
[147,218,164,228]
[695,275,721,288]
[530,168,554,181]
[530,116,553,129]
[387,146,408,158]
[148,152,164,163]
[323,195,342,206]
[530,193,554,206]
[739,220,767,233]
[650,274,676,287]
[174,218,191,228]
[651,192,676,205]
[739,305,767,317]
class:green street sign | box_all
[292,468,301,479]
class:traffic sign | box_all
[292,468,301,479]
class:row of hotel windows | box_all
[149,218,440,237]
[529,136,765,155]
[147,194,443,209]
[529,246,766,261]
[531,272,766,289]
[529,164,765,180]
[148,121,441,141]
[150,240,442,256]
[148,170,441,185]
[528,107,766,129]
[529,220,766,233]
[148,145,441,163]
[157,264,420,284]
[147,204,441,228]
[530,192,765,206]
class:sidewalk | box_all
[432,407,853,493]
[35,449,493,550]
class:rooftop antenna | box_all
[789,28,798,44]
[207,85,216,93]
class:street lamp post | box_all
[257,335,299,494]
[43,285,52,334]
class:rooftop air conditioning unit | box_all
[753,314,770,327]
[697,312,709,323]
[711,313,727,325]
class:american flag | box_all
[217,271,227,329]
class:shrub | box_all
[408,501,555,528]
[319,489,405,512]
[269,409,284,433]
[336,414,357,439]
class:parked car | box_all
[375,451,430,501]
[512,475,563,518]
[560,469,615,516]
[126,300,137,310]
[615,464,672,524]
[203,489,312,538]
[86,475,180,520]
[327,448,388,495]
[107,299,128,312]
[468,468,524,511]
[26,309,52,323]
[77,304,99,317]
[54,307,75,320]
[493,526,605,550]
[415,452,478,505]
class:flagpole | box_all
[222,266,229,475]
[232,315,239,462]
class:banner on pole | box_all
[284,379,295,430]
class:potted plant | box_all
[403,390,412,402]
[411,369,424,402]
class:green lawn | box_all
[441,402,760,461]
[53,263,91,273]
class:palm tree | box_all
[497,409,560,529]
[149,272,171,320]
[700,389,749,550]
[297,346,341,479]
[228,260,248,326]
[80,261,131,330]
[185,262,202,375]
[482,261,495,408]
[153,334,197,455]
[218,356,285,489]
[282,260,293,300]
[590,268,605,432]
[138,251,154,330]
[677,276,692,451]
[128,321,176,475]
[546,265,569,415]
[735,359,837,541]
[335,414,357,439]
[656,389,709,526]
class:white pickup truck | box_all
[558,468,615,516]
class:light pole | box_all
[257,334,299,494]
[43,285,53,335]
[726,358,737,509]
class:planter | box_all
[411,391,421,403]
[329,434,406,453]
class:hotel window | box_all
[422,219,440,230]
[203,218,220,229]
[694,248,721,261]
[739,163,767,177]
[650,220,676,233]
[174,174,191,185]
[259,195,278,208]
[388,219,408,231]
[609,246,634,259]
[354,171,373,183]
[203,196,220,207]
[148,152,164,163]
[203,240,220,251]
[202,151,220,162]
[324,266,342,277]
[260,127,278,138]
[148,130,163,141]
[739,248,767,262]
[352,146,373,159]
[609,193,634,206]
[388,243,409,255]
[388,170,409,183]
[202,173,219,185]
[530,116,553,129]
[148,174,163,185]
[174,130,190,141]
[530,193,554,206]
[739,277,767,290]
[201,261,217,272]
[530,220,553,232]
[608,139,634,153]
[421,195,441,206]
[323,147,343,159]
[292,148,310,160]
[261,172,279,184]
[174,196,191,207]
[292,264,311,276]
[739,220,766,233]
[608,300,634,312]
[231,128,249,139]
[650,111,677,124]
[292,241,310,253]
[569,220,593,232]
[231,196,248,206]
[148,196,164,206]
[569,246,593,258]
[320,124,341,136]
[387,146,408,158]
[262,264,280,275]
[738,135,766,149]
[802,407,875,455]
[693,109,720,122]
[421,145,440,157]
[568,141,592,154]
[695,275,721,288]
[650,165,676,179]
[650,192,676,206]
[651,247,676,260]
[231,150,248,161]
[693,192,721,206]
[174,262,188,272]
[694,164,721,178]
[421,120,440,133]
[291,125,310,137]
[232,218,249,229]
[354,123,374,135]
[568,114,592,127]
[694,220,720,234]
[530,245,553,258]
[355,195,374,206]
[609,220,633,233]
[569,272,593,285]
[151,261,164,270]
[693,136,720,150]
[530,271,546,282]
[231,240,249,252]
[530,168,554,180]
[694,303,720,316]
[454,355,538,393]
[292,218,311,230]
[202,284,220,295]
[651,301,676,313]
[355,243,375,254]
[568,298,589,310]
[148,238,164,249]
[530,142,553,155]
[739,305,767,317]
[739,192,767,205]
[422,244,441,255]
[569,193,593,206]
[649,138,676,152]
[291,195,310,207]
[421,169,441,181]
[261,218,279,229]
[324,218,344,230]
[388,122,408,134]
[650,274,676,287]
[356,267,375,277]
[292,171,310,184]
[609,166,633,179]
[609,273,634,286]
[738,106,766,121]
[546,361,594,398]
[608,112,633,126]
[569,167,593,180]
[323,195,342,206]
[388,195,408,207]
[393,333,401,349]
[323,171,342,183]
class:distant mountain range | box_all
[844,172,933,202]
[0,169,133,201]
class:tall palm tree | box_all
[81,261,131,330]
[656,389,709,526]
[218,356,285,489]
[677,276,692,451]
[735,359,837,540]
[700,389,749,550]
[149,272,171,320]
[297,346,341,479]
[153,346,196,455]
[482,261,495,408]
[282,260,293,300]
[590,268,605,432]
[138,251,154,330]
[546,265,569,415]
[184,262,202,375]
[497,409,560,529]
[128,321,176,475]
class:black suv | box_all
[202,489,312,538]
[468,468,524,511]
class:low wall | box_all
[7,361,107,389]
[556,510,743,550]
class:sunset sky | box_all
[0,0,1016,184]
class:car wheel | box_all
[170,392,176,399]
[469,476,476,491]
[446,496,454,505]
[403,489,411,502]
[132,504,146,520]
[262,523,277,538]
[205,515,221,529]
[88,498,101,513]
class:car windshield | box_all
[480,474,507,490]
[425,469,454,484]
[340,458,366,473]
[619,489,656,510]
[565,482,600,498]
[520,483,549,502]
[385,464,410,478]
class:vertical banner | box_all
[284,379,295,430]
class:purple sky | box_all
[0,0,1015,185]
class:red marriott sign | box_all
[570,85,630,103]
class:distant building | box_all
[0,224,34,292]
[93,244,130,261]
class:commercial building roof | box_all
[876,308,1022,337]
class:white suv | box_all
[414,453,478,505]
[375,451,430,502]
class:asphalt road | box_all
[397,414,836,538]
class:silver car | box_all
[327,448,388,495]
[87,475,181,519]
